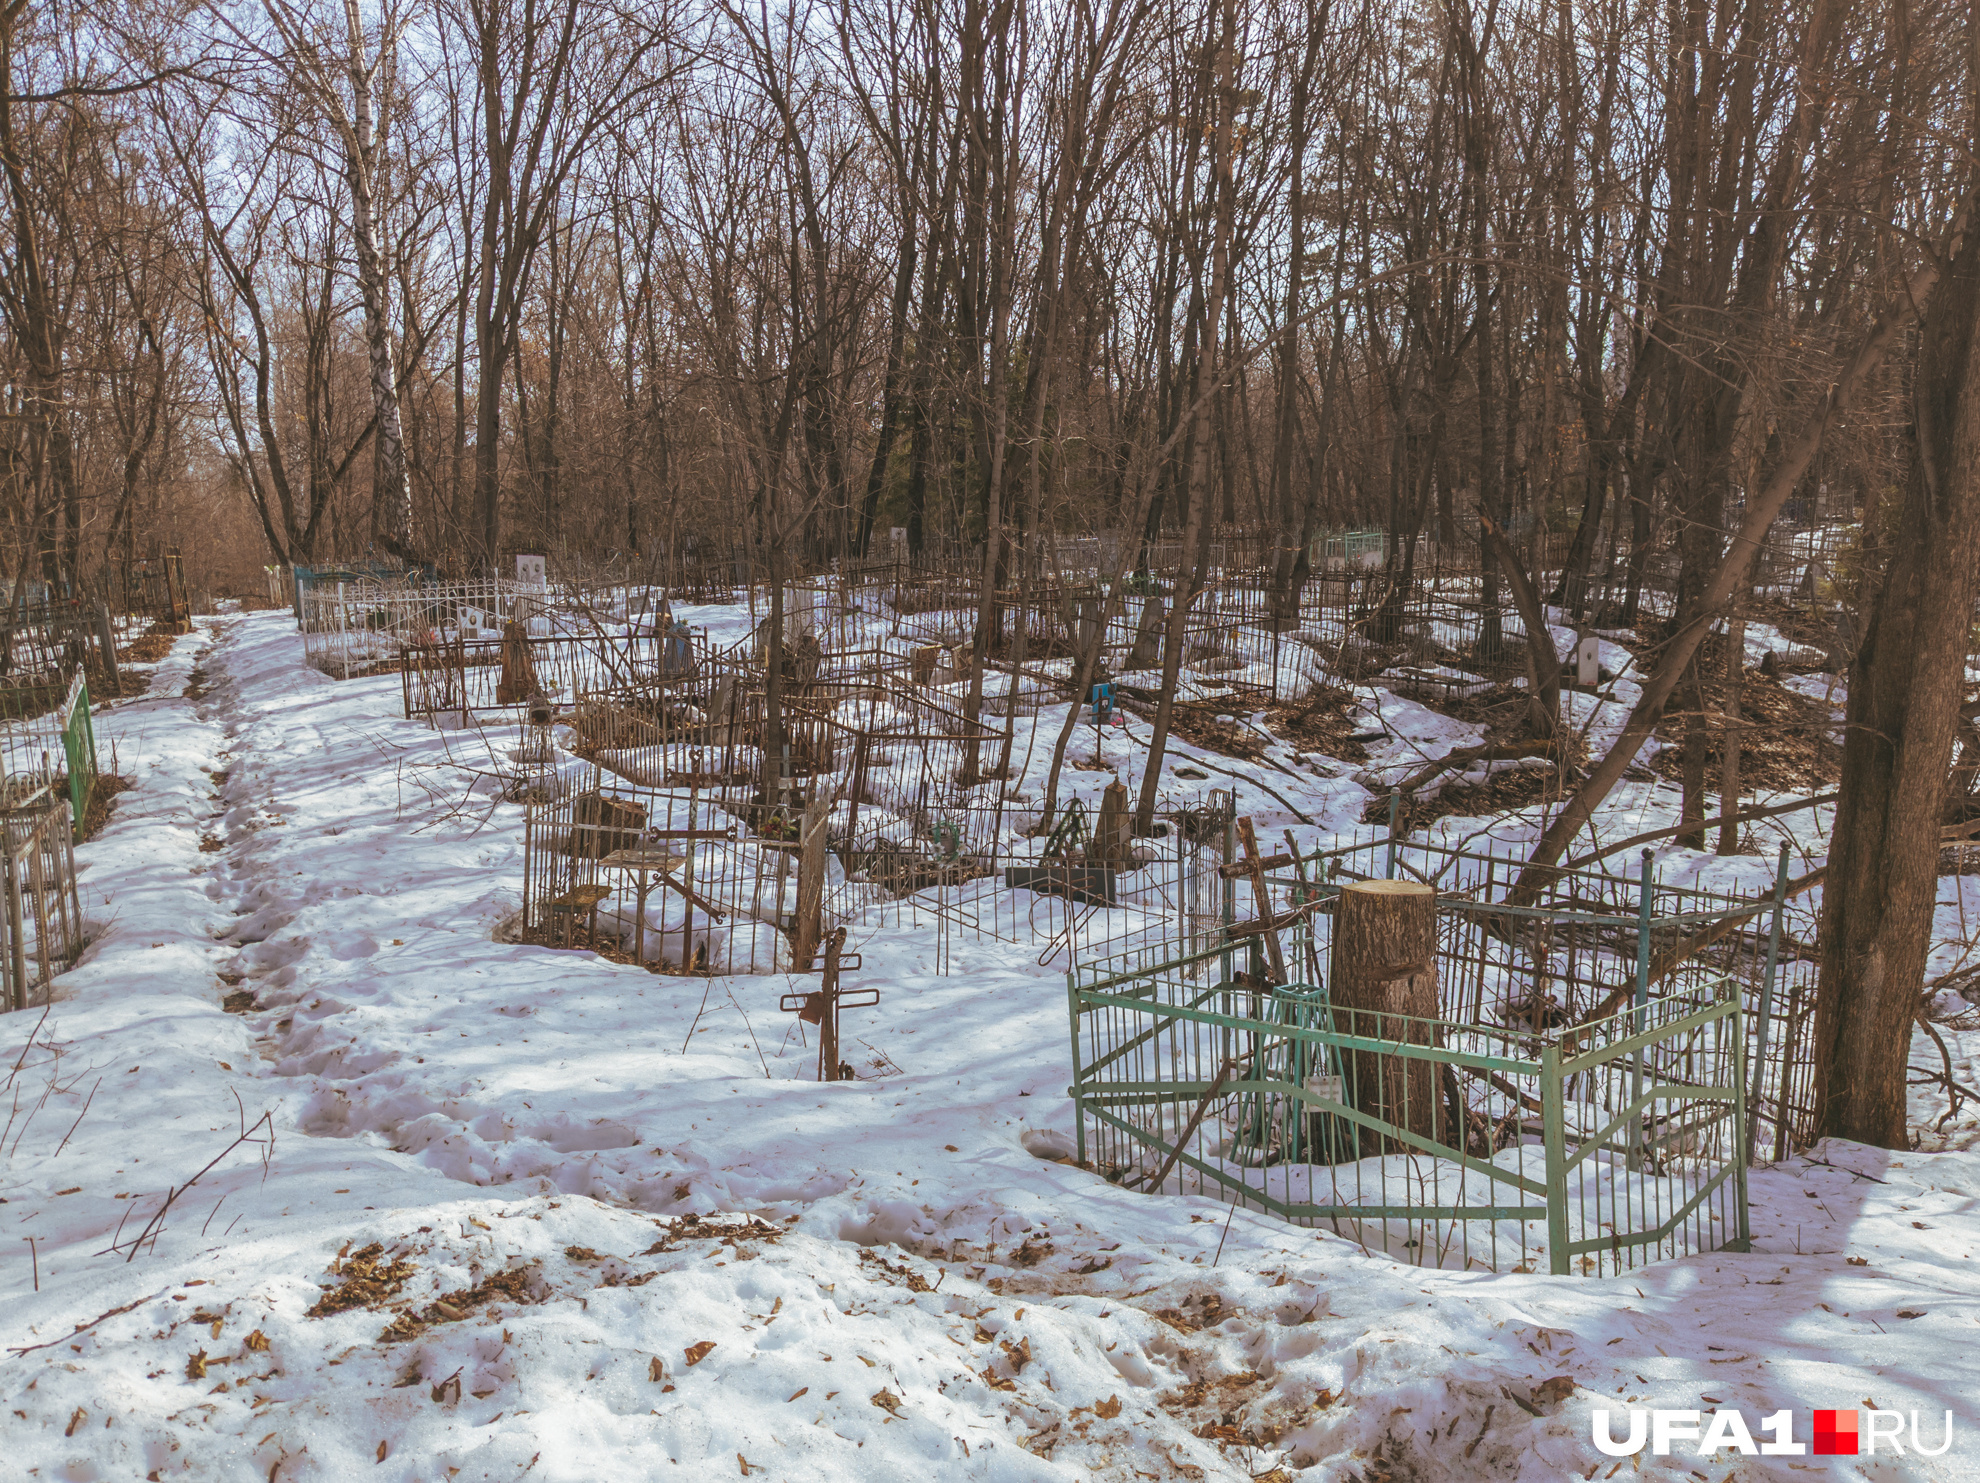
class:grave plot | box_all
[0,686,89,1015]
[0,641,107,1016]
[116,547,192,634]
[0,779,83,1013]
[1068,831,1817,1275]
[518,771,799,974]
[300,575,529,679]
[508,662,1248,982]
[402,609,708,735]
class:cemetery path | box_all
[0,610,1975,1480]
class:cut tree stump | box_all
[1093,780,1132,866]
[495,620,539,704]
[790,785,836,971]
[1330,879,1441,1152]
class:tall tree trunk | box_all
[1265,8,1321,630]
[341,6,417,561]
[855,232,916,558]
[1510,261,1941,897]
[1134,15,1232,834]
[1717,612,1744,854]
[1814,226,1980,1149]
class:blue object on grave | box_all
[1089,681,1116,725]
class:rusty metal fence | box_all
[2,787,84,1012]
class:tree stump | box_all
[790,784,837,971]
[1093,780,1132,866]
[495,620,539,704]
[1329,879,1440,1152]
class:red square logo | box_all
[1814,1410,1859,1456]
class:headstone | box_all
[1574,634,1601,686]
[515,553,547,587]
[1128,596,1164,669]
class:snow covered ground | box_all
[3,610,1977,1481]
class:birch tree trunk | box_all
[340,0,416,561]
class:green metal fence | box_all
[57,671,95,838]
[1068,852,1762,1275]
[1069,940,1748,1275]
[0,670,97,841]
[1079,826,1815,1174]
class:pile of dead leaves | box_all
[78,775,134,841]
[1152,1292,1227,1334]
[1262,688,1373,763]
[1649,653,1842,794]
[640,1212,787,1256]
[119,623,182,665]
[1117,690,1271,762]
[1162,1369,1282,1447]
[304,1242,417,1318]
[858,1249,939,1293]
[378,1265,535,1344]
[1743,596,1842,654]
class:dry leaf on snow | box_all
[1531,1375,1576,1408]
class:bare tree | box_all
[237,0,422,560]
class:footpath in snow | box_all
[1,611,1976,1481]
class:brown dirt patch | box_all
[78,775,134,840]
[516,918,732,975]
[1393,675,1535,731]
[1743,596,1844,655]
[1262,687,1373,763]
[119,624,182,665]
[1650,655,1842,794]
[1115,693,1268,762]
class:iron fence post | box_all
[1542,1044,1570,1275]
[1746,841,1793,1165]
[1220,795,1235,987]
[1385,788,1400,877]
[1729,992,1752,1249]
[1629,848,1653,1172]
[1067,968,1087,1165]
[7,831,25,1014]
[1176,815,1188,960]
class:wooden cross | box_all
[778,928,878,1082]
[1209,815,1302,983]
[1235,816,1287,984]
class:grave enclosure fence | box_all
[0,785,84,1013]
[1067,834,1818,1274]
